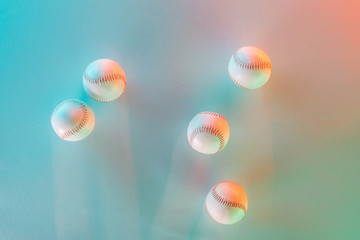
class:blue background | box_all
[1,0,360,239]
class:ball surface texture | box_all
[206,181,248,224]
[187,112,230,154]
[228,46,272,90]
[51,99,95,141]
[83,58,126,102]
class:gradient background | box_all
[1,0,360,239]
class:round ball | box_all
[228,46,272,90]
[187,112,230,154]
[206,181,248,224]
[83,58,126,102]
[51,99,95,141]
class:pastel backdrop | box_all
[1,0,360,239]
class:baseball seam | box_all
[83,72,126,86]
[228,70,251,90]
[51,99,89,139]
[212,182,247,213]
[199,112,226,120]
[190,125,225,153]
[83,72,126,102]
[206,200,224,224]
[233,54,272,71]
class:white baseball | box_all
[83,58,126,102]
[51,99,95,141]
[187,112,230,154]
[206,181,248,224]
[228,46,272,90]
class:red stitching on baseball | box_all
[84,72,126,88]
[51,99,89,139]
[228,70,251,90]
[198,112,226,120]
[190,125,225,153]
[211,182,247,212]
[83,72,126,102]
[206,199,224,224]
[233,54,272,71]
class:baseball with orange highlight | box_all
[228,46,272,90]
[83,58,126,102]
[206,181,248,224]
[187,112,230,154]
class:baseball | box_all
[228,46,272,90]
[187,112,230,154]
[51,99,95,141]
[83,58,126,102]
[206,181,248,225]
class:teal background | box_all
[1,0,360,239]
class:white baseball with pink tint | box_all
[51,99,95,141]
[206,181,248,224]
[83,59,126,102]
[228,46,272,90]
[187,112,230,154]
